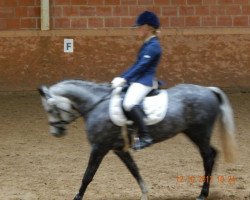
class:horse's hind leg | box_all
[114,150,148,200]
[196,144,217,200]
[74,145,109,200]
[184,126,217,200]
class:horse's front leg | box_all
[73,145,109,200]
[114,150,148,200]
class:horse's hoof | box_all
[73,193,82,200]
[196,196,206,200]
[140,194,148,200]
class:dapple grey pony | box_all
[38,79,236,200]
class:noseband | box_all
[48,105,78,128]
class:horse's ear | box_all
[37,86,50,98]
[38,86,45,97]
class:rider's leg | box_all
[123,83,153,150]
[129,105,153,149]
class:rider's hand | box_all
[111,77,126,88]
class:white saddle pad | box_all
[109,90,169,126]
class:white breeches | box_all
[123,83,152,111]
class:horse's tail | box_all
[209,87,237,163]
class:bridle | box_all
[45,82,115,131]
[48,105,78,129]
[49,91,111,128]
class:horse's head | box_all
[38,86,79,137]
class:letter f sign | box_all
[64,39,74,53]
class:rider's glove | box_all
[111,77,126,88]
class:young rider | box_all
[111,11,162,150]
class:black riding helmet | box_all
[133,11,160,29]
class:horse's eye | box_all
[48,109,58,116]
[47,108,54,114]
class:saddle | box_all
[109,87,169,126]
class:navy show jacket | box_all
[121,36,162,87]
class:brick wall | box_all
[0,0,40,30]
[0,30,249,91]
[0,0,250,30]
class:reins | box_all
[83,92,111,114]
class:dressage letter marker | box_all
[64,39,74,53]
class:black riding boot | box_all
[128,106,153,150]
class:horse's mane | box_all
[60,79,110,90]
[50,79,112,98]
